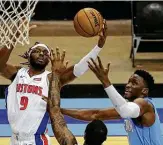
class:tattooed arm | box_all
[48,49,78,145]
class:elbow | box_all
[90,114,97,120]
[117,103,140,118]
[90,111,101,120]
[73,64,86,77]
[119,110,139,118]
[73,64,82,77]
[81,112,98,121]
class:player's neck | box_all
[28,67,45,77]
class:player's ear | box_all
[142,88,149,96]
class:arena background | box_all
[0,1,163,145]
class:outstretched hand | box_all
[50,47,69,75]
[97,19,107,48]
[88,56,110,88]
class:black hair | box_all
[19,42,49,66]
[84,119,108,145]
[134,69,154,92]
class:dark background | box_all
[33,1,132,20]
[33,1,163,36]
[1,84,163,99]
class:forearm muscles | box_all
[49,73,77,145]
[0,46,13,71]
[50,108,77,145]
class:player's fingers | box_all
[99,20,105,37]
[88,61,95,71]
[49,55,53,65]
[105,63,110,73]
[42,96,48,102]
[88,61,98,74]
[98,29,103,37]
[29,25,37,32]
[51,48,56,60]
[65,60,69,68]
[31,12,35,18]
[87,61,96,71]
[103,19,107,37]
[61,50,66,62]
[103,19,107,29]
[97,56,104,69]
[56,47,60,60]
[90,58,100,70]
[49,49,54,64]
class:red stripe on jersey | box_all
[41,134,48,145]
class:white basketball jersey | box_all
[6,68,50,136]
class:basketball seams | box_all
[93,9,102,35]
[74,8,103,37]
[83,9,95,36]
[76,13,92,36]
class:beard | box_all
[29,56,48,71]
[124,95,137,102]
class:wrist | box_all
[98,45,103,48]
[52,72,60,78]
[97,44,103,48]
[102,79,111,88]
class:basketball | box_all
[74,8,103,37]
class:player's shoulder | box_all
[134,97,154,110]
[41,70,51,80]
[18,67,27,72]
[134,97,153,104]
[17,67,28,74]
[44,70,51,75]
[134,98,149,107]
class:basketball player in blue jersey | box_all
[44,52,108,145]
[61,56,163,145]
[0,20,107,145]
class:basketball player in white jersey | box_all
[0,20,107,145]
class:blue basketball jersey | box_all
[124,98,163,145]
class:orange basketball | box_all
[74,8,103,37]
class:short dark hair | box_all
[84,119,108,145]
[134,69,154,92]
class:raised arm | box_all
[61,108,121,121]
[0,23,36,80]
[87,57,150,119]
[0,44,21,80]
[60,20,107,86]
[47,50,77,145]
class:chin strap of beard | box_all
[104,85,140,118]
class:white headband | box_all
[28,43,51,56]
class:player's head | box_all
[28,42,51,71]
[84,119,107,145]
[124,69,154,100]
